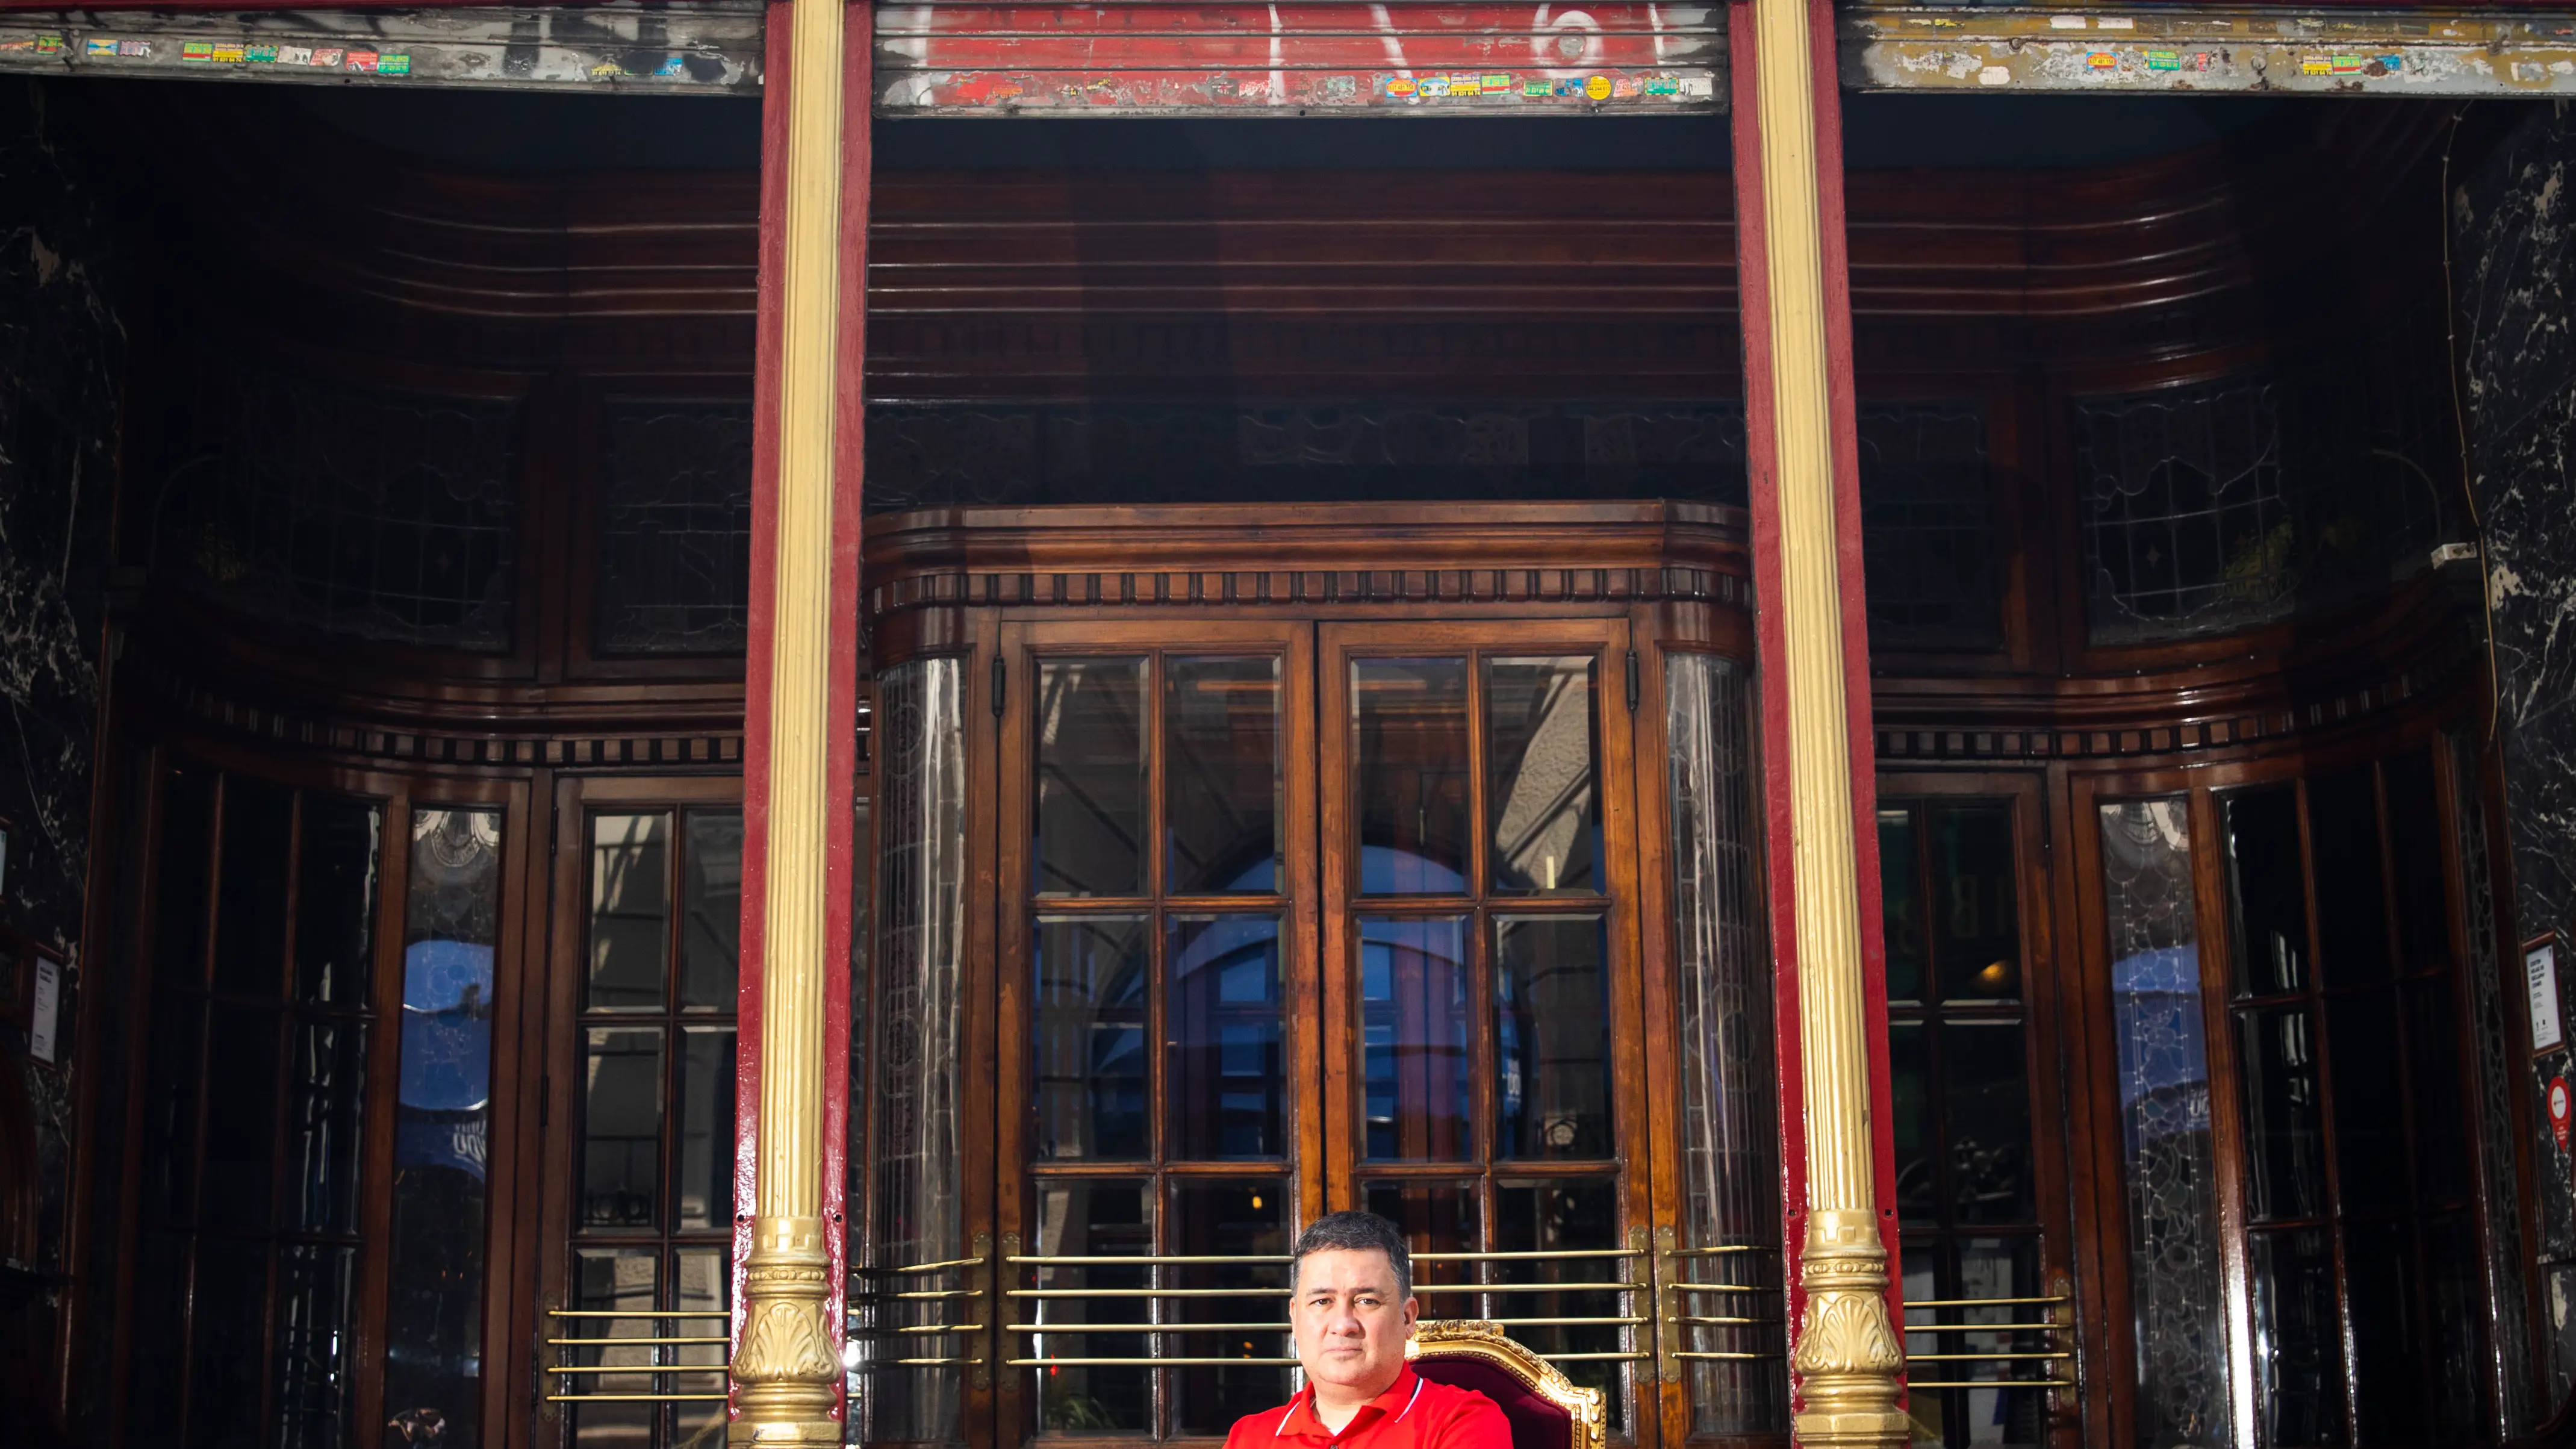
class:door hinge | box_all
[991,655,1006,718]
[1624,650,1640,713]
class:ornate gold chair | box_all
[1405,1320,1607,1449]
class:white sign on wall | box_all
[2529,941,2564,1055]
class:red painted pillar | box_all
[1726,0,1908,1435]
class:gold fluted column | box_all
[1744,0,1909,1442]
[730,0,848,1441]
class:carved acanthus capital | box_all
[731,1214,841,1444]
[1790,1209,1909,1448]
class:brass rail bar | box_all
[1673,1350,1779,1362]
[1899,1296,2067,1309]
[547,1309,731,1320]
[1906,1380,2072,1391]
[1900,1323,2058,1334]
[549,1365,730,1376]
[863,1256,988,1275]
[1907,1351,2071,1363]
[547,1336,730,1347]
[545,1394,733,1403]
[1667,1245,1776,1257]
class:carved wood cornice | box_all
[859,500,1756,621]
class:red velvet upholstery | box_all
[1409,1357,1575,1449]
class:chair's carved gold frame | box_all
[1405,1320,1608,1449]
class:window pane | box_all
[201,1001,282,1232]
[273,1243,358,1449]
[670,1250,732,1447]
[2249,1227,2345,1448]
[2384,751,2451,973]
[157,766,216,986]
[1168,915,1284,1159]
[1937,1239,2049,1447]
[1026,1180,1152,1434]
[1166,657,1281,895]
[680,811,743,1010]
[214,776,294,998]
[1036,657,1147,897]
[385,807,502,1449]
[582,1028,666,1229]
[1032,915,1150,1162]
[2238,1005,2327,1222]
[676,1026,736,1232]
[2224,788,2309,997]
[867,659,967,1445]
[1931,806,2020,1002]
[1355,658,1471,896]
[288,1018,367,1234]
[2309,768,2392,986]
[1360,915,1472,1161]
[1363,1180,1480,1291]
[296,796,381,1007]
[570,1247,661,1449]
[1494,1179,1626,1432]
[2325,992,2406,1217]
[1170,1180,1292,1435]
[1487,656,1601,895]
[1879,808,1926,1004]
[1945,1020,2033,1225]
[138,995,204,1224]
[2098,798,2230,1449]
[2405,977,2474,1207]
[2344,1218,2424,1444]
[588,813,671,1012]
[2424,1209,2489,1441]
[1496,915,1611,1160]
[1890,1021,1936,1228]
[187,1236,270,1447]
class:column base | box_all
[732,1214,841,1444]
[729,1420,847,1447]
[1790,1209,1908,1449]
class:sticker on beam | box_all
[875,3,1724,116]
[0,4,764,93]
[1841,5,2576,96]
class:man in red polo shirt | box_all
[1225,1212,1513,1449]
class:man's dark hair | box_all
[1291,1211,1414,1298]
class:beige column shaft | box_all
[729,0,848,1442]
[1746,0,1908,1443]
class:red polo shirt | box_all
[1226,1366,1511,1449]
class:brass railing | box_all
[848,1238,995,1374]
[1899,1291,2074,1392]
[543,1307,731,1408]
[1000,1244,1661,1369]
[1653,1231,1789,1377]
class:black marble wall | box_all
[2458,99,2576,1416]
[0,70,120,1315]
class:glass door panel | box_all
[994,621,1319,1447]
[1320,620,1650,1436]
[538,779,742,1449]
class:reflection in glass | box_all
[288,1018,367,1234]
[2406,977,2473,1206]
[1029,1181,1152,1433]
[583,1028,666,1228]
[2224,788,2309,997]
[157,767,216,984]
[188,1237,269,1445]
[1941,1238,2048,1447]
[273,1244,358,1449]
[214,775,293,997]
[1355,658,1472,895]
[138,995,204,1224]
[1360,916,1472,1161]
[1167,657,1281,894]
[677,1027,736,1231]
[2250,1227,2344,1448]
[590,813,671,1011]
[1931,807,2019,1002]
[1495,915,1611,1159]
[2344,1218,2424,1442]
[385,807,501,1449]
[572,1248,660,1448]
[1487,657,1601,894]
[1171,1180,1292,1434]
[1168,916,1284,1159]
[1662,653,1785,1435]
[2309,769,2392,986]
[2098,798,2229,1449]
[1036,657,1147,897]
[1879,808,1926,1003]
[1890,1022,1935,1227]
[1032,916,1150,1161]
[671,1250,732,1448]
[2238,1006,2326,1222]
[2326,992,2405,1216]
[1494,1179,1625,1429]
[866,659,968,1444]
[681,811,743,1009]
[1944,1021,2033,1225]
[1363,1180,1480,1291]
[296,797,381,1006]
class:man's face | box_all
[1290,1247,1419,1397]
